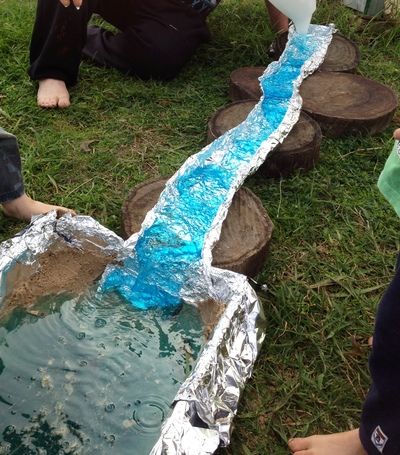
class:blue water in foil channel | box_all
[101,27,330,310]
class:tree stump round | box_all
[261,112,322,178]
[207,100,322,178]
[270,32,361,73]
[229,67,265,101]
[229,35,361,102]
[300,72,398,137]
[207,100,255,143]
[122,178,274,277]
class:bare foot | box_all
[288,429,367,455]
[2,194,75,222]
[37,79,71,108]
[394,129,400,140]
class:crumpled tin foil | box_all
[150,24,335,453]
[0,212,124,302]
[100,24,335,315]
[0,23,334,455]
[151,268,265,454]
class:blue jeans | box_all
[0,129,24,204]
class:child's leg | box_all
[0,129,74,221]
[0,129,25,204]
[265,1,289,34]
[29,0,95,108]
[289,255,400,455]
[358,255,400,454]
[82,0,210,81]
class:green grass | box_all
[0,0,399,453]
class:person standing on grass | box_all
[289,128,400,455]
[0,128,74,221]
[29,0,288,108]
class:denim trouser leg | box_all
[0,128,24,204]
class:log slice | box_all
[229,34,361,102]
[229,67,264,101]
[207,100,322,177]
[207,100,255,143]
[300,72,398,137]
[122,178,274,277]
[271,32,361,73]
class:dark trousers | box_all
[360,254,400,454]
[29,0,211,86]
[0,129,24,204]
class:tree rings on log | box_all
[261,112,322,177]
[207,100,322,177]
[122,178,274,277]
[300,72,398,137]
[229,35,361,102]
[229,67,265,101]
[270,32,361,73]
[207,100,255,143]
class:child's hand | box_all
[394,129,400,140]
[59,0,83,9]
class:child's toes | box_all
[289,437,312,453]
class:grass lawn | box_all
[0,0,399,453]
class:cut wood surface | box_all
[207,99,255,143]
[229,67,265,101]
[271,32,361,73]
[300,72,398,137]
[122,178,274,277]
[229,34,361,102]
[207,100,322,177]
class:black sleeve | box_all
[360,255,400,455]
[0,129,24,204]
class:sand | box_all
[198,298,226,339]
[1,245,226,337]
[1,245,115,320]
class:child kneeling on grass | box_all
[289,127,400,455]
[0,128,74,221]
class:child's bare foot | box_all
[288,429,367,455]
[2,194,75,222]
[37,79,70,108]
[394,129,400,140]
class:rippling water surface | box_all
[0,290,204,454]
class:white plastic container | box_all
[268,0,316,34]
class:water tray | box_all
[0,214,263,454]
